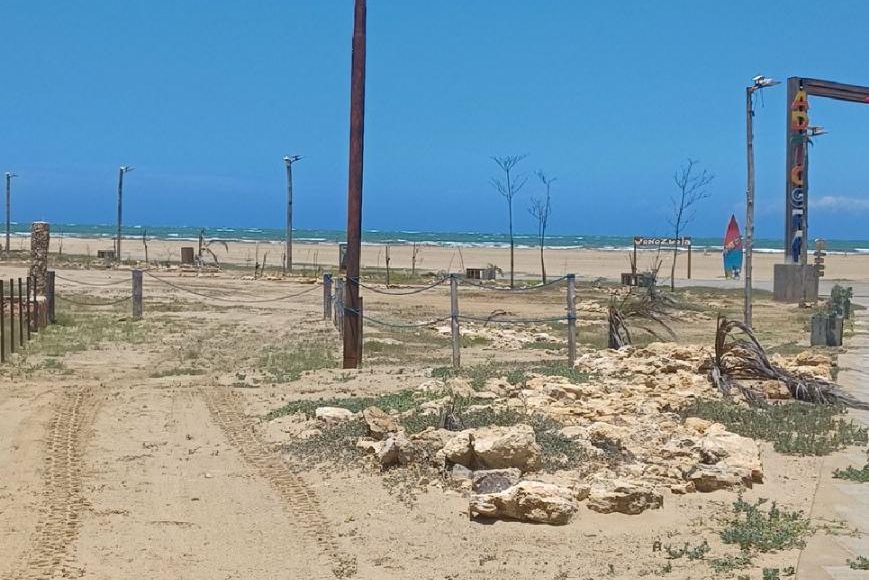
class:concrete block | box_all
[773,263,819,303]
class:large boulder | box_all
[699,424,763,484]
[356,432,416,468]
[688,464,748,492]
[472,468,522,494]
[469,481,580,525]
[441,430,475,467]
[362,406,401,440]
[315,406,355,424]
[472,424,542,471]
[587,479,663,515]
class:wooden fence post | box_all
[385,245,391,286]
[567,273,576,367]
[47,271,55,324]
[17,278,23,348]
[25,277,32,339]
[132,269,143,320]
[8,278,14,354]
[687,245,692,280]
[323,273,333,320]
[450,274,461,368]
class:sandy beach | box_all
[25,234,869,283]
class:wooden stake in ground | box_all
[132,270,143,320]
[450,275,461,368]
[566,274,576,367]
[323,273,333,320]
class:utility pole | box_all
[283,155,302,274]
[116,165,134,262]
[4,172,17,254]
[343,0,366,369]
[744,76,778,327]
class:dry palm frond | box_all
[709,316,869,410]
[607,288,678,349]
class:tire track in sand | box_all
[7,387,96,580]
[201,387,356,579]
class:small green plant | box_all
[709,553,753,573]
[682,399,868,456]
[265,388,435,421]
[258,339,335,383]
[283,419,367,467]
[720,497,812,552]
[833,450,869,482]
[665,540,710,560]
[762,568,781,580]
[848,555,869,570]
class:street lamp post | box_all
[4,172,17,254]
[283,155,302,274]
[744,75,778,327]
[116,165,134,262]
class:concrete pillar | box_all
[29,222,50,296]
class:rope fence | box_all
[47,267,578,370]
[327,272,577,369]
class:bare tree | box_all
[490,154,528,288]
[668,158,713,291]
[528,171,555,283]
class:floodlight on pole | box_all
[744,75,779,328]
[283,155,302,274]
[5,172,17,254]
[116,165,134,262]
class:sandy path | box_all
[67,384,342,579]
[797,310,869,579]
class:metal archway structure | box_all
[774,77,869,302]
[785,77,869,264]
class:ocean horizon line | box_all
[6,223,869,254]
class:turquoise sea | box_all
[11,223,869,255]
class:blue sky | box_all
[2,1,868,241]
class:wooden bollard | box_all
[450,275,461,368]
[8,278,14,354]
[323,273,333,320]
[47,271,55,324]
[17,278,23,348]
[25,277,32,339]
[566,274,577,367]
[132,270,143,320]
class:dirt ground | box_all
[0,262,865,580]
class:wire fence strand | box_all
[343,307,452,329]
[351,277,448,295]
[55,273,131,287]
[145,272,320,303]
[457,314,569,325]
[56,293,132,306]
[458,276,568,292]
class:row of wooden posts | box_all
[0,272,56,363]
[322,273,577,369]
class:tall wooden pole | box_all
[566,274,576,367]
[450,275,460,368]
[342,0,366,369]
[744,85,755,327]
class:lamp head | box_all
[283,155,302,165]
[751,75,779,89]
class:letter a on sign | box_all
[791,89,809,112]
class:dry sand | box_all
[0,263,865,579]
[30,234,869,282]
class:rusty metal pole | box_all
[342,0,367,369]
[1,280,5,363]
[8,278,14,354]
[26,276,31,339]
